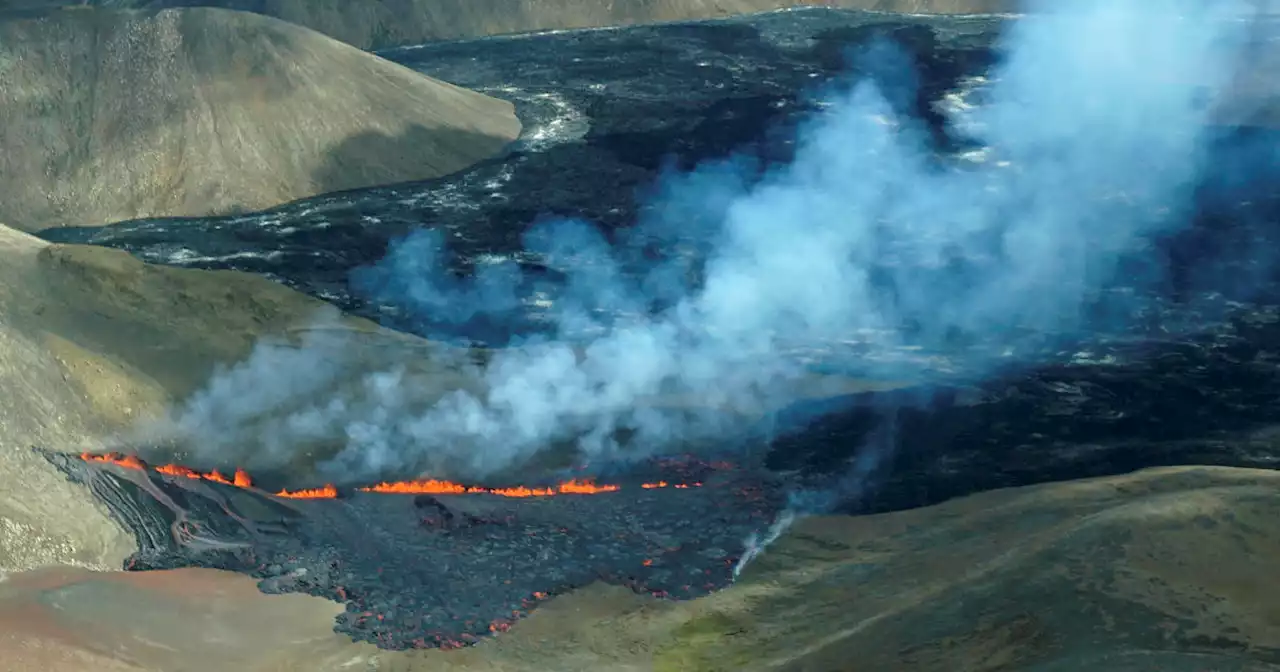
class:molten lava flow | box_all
[559,480,620,495]
[361,479,477,495]
[155,463,200,479]
[275,484,339,499]
[81,451,146,470]
[82,452,255,488]
[77,453,703,500]
[200,468,254,488]
[359,478,623,498]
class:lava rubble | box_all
[44,449,788,650]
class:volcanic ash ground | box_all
[46,449,789,650]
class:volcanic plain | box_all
[0,4,1276,672]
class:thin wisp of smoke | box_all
[155,0,1260,484]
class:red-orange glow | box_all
[81,451,146,470]
[78,453,702,500]
[361,479,479,495]
[554,479,620,495]
[152,462,252,488]
[155,463,200,479]
[488,485,557,497]
[203,469,234,486]
[275,484,339,499]
[359,478,621,497]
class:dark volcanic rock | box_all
[44,450,787,650]
[40,10,1280,517]
[767,303,1280,513]
[40,10,1003,335]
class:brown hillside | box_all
[5,1,1022,51]
[0,222,436,572]
[0,6,520,231]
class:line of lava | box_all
[77,452,702,500]
[84,452,254,488]
[276,484,340,499]
[358,478,623,497]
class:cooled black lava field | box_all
[36,5,1280,653]
[45,450,787,650]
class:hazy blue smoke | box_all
[163,0,1259,482]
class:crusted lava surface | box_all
[43,451,786,650]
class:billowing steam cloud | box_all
[158,0,1259,483]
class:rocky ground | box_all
[4,0,1027,50]
[0,465,1277,671]
[0,6,1276,672]
[0,6,519,231]
[49,451,788,650]
[0,221,452,573]
[40,10,1280,500]
[43,9,1277,339]
[40,10,1010,337]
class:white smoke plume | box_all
[156,0,1262,483]
[734,508,798,579]
[734,416,893,579]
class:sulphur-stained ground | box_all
[0,465,1277,671]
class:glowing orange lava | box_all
[201,468,254,488]
[81,451,146,470]
[358,478,622,498]
[276,484,339,499]
[77,453,702,500]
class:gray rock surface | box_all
[0,221,428,572]
[5,0,1022,50]
[0,6,520,231]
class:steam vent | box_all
[47,450,785,649]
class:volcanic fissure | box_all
[48,449,787,650]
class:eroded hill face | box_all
[0,222,438,573]
[4,0,1020,50]
[0,6,520,232]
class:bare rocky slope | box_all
[0,6,520,232]
[0,221,445,573]
[6,0,1020,50]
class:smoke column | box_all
[734,508,798,579]
[160,0,1258,482]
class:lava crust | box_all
[44,450,787,650]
